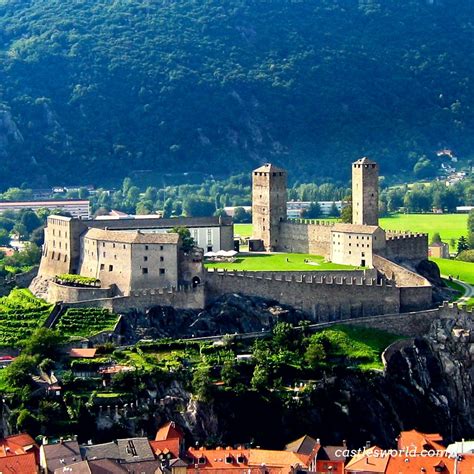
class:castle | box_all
[32,158,434,322]
[250,158,428,268]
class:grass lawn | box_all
[205,253,358,271]
[380,214,467,250]
[431,257,474,285]
[236,214,468,251]
[315,324,402,371]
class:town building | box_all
[428,241,450,259]
[0,199,90,219]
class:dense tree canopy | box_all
[0,0,473,189]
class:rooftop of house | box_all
[155,421,184,441]
[285,435,320,456]
[0,451,38,474]
[186,447,250,468]
[397,429,445,452]
[41,439,81,473]
[247,449,309,468]
[116,438,156,463]
[0,433,38,457]
[80,441,121,461]
[385,454,461,474]
[345,446,390,473]
[68,348,97,359]
[318,445,348,462]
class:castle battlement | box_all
[386,231,428,239]
[286,218,335,227]
[439,300,473,314]
[129,284,200,298]
[205,269,393,288]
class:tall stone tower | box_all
[352,157,379,226]
[251,163,287,251]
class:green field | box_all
[380,214,467,250]
[431,257,474,285]
[205,252,358,271]
[236,213,468,251]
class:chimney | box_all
[43,437,49,445]
[59,437,64,444]
[365,441,371,449]
[343,440,347,448]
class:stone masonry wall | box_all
[205,270,400,321]
[373,254,433,311]
[384,232,428,263]
[63,285,205,313]
[278,221,333,256]
[47,281,114,304]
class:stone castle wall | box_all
[205,269,401,320]
[278,221,333,256]
[47,281,115,304]
[372,255,432,311]
[384,232,428,263]
[62,284,205,313]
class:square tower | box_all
[352,157,379,226]
[251,163,287,251]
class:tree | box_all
[221,361,239,387]
[20,328,64,360]
[468,209,474,233]
[0,229,9,246]
[21,210,42,234]
[431,232,442,244]
[413,157,436,179]
[304,339,326,369]
[457,236,469,255]
[30,226,45,246]
[301,202,321,219]
[250,364,271,391]
[272,322,296,350]
[328,201,340,218]
[340,204,352,223]
[183,198,215,217]
[169,226,195,252]
[233,207,251,223]
[192,366,212,402]
[163,198,173,218]
[5,355,37,389]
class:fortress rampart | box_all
[278,221,333,256]
[60,284,205,313]
[384,231,428,263]
[205,269,401,320]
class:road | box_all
[442,275,474,304]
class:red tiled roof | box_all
[155,421,184,441]
[386,454,455,473]
[149,439,180,459]
[345,446,390,473]
[187,447,250,469]
[68,348,97,359]
[0,433,38,458]
[397,429,445,452]
[0,452,37,473]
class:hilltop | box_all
[0,0,473,188]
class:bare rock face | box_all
[121,293,307,342]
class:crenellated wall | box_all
[205,269,401,321]
[383,231,428,263]
[62,284,205,313]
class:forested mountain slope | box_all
[0,0,473,188]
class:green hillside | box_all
[0,0,473,188]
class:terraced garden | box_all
[0,289,52,347]
[54,308,120,338]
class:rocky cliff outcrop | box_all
[121,293,307,342]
